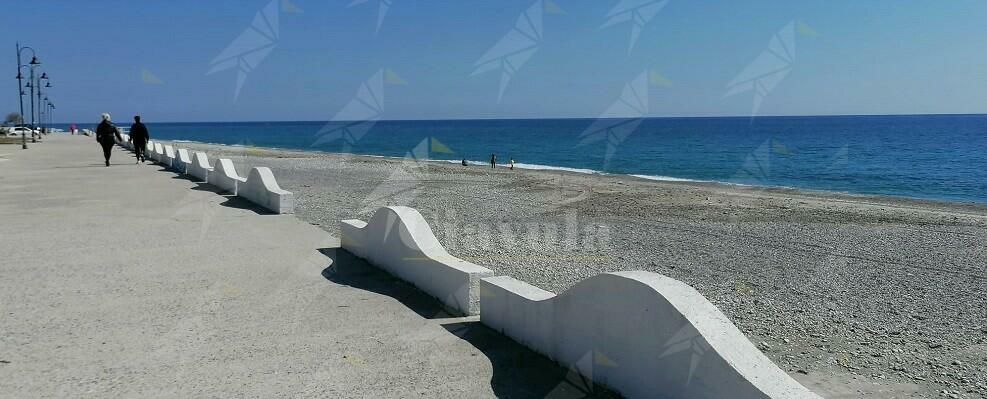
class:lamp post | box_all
[48,103,55,131]
[43,96,52,134]
[45,82,52,133]
[15,43,38,150]
[36,72,48,140]
[25,60,40,144]
[41,96,49,135]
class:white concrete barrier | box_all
[189,151,214,183]
[173,148,192,173]
[164,145,176,168]
[212,158,246,195]
[480,272,823,399]
[153,143,165,163]
[239,167,294,214]
[341,206,495,315]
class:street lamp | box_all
[36,72,49,140]
[15,43,38,149]
[27,57,40,143]
[41,96,49,135]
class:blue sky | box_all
[2,0,986,123]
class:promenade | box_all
[0,135,590,398]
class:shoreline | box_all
[166,138,987,214]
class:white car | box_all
[6,126,36,137]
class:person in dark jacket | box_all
[95,113,121,167]
[129,115,150,163]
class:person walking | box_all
[510,158,515,170]
[129,115,150,163]
[490,153,497,169]
[95,113,121,167]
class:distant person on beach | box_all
[490,154,497,169]
[95,113,121,167]
[510,158,515,170]
[461,158,468,166]
[129,116,150,163]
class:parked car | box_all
[6,126,36,137]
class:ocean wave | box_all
[437,159,603,175]
[511,163,601,175]
[629,174,708,183]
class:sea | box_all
[56,114,987,203]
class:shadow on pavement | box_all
[318,246,622,399]
[441,321,621,399]
[318,247,459,320]
[170,175,274,215]
[217,194,274,215]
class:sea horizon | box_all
[51,111,987,125]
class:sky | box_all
[1,0,986,123]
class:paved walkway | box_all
[0,135,599,398]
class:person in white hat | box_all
[95,113,121,166]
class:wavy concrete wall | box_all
[163,145,175,167]
[334,205,820,397]
[340,206,494,315]
[480,273,822,399]
[239,167,294,214]
[148,146,156,161]
[212,158,245,195]
[165,146,176,167]
[153,143,165,163]
[134,141,292,213]
[119,134,132,149]
[173,148,192,173]
[189,152,214,183]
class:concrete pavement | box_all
[0,135,607,398]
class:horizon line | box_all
[47,111,987,125]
